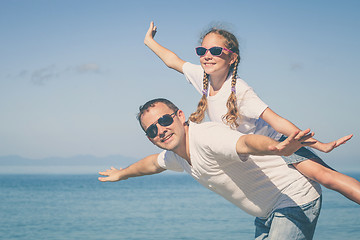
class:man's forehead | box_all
[146,102,171,114]
[141,102,172,123]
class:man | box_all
[99,98,322,240]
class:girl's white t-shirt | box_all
[183,62,282,140]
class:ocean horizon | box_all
[1,173,359,239]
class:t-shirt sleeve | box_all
[238,87,268,119]
[192,122,248,162]
[157,150,184,172]
[209,124,247,161]
[182,62,204,95]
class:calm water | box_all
[0,173,359,240]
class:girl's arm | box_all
[260,107,353,153]
[98,154,165,182]
[144,21,186,73]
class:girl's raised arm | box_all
[144,21,186,74]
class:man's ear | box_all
[177,110,186,123]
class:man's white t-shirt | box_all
[183,62,282,140]
[157,121,321,218]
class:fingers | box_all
[294,128,311,140]
[272,129,317,156]
[286,130,300,141]
[150,21,157,30]
[98,167,118,176]
[98,169,110,176]
[346,134,353,141]
[152,22,157,32]
[291,129,315,142]
[148,21,154,31]
[336,134,353,146]
[98,177,107,182]
[282,129,316,149]
[98,167,123,182]
[298,129,316,146]
[98,171,108,176]
[148,21,157,36]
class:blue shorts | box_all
[279,135,322,165]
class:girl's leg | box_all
[293,159,360,204]
[279,135,360,204]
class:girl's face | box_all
[200,33,237,78]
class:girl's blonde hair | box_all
[189,28,241,129]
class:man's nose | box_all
[158,125,167,138]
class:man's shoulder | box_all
[188,121,244,159]
[189,121,241,140]
[189,121,228,131]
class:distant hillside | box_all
[0,155,139,174]
[0,155,137,166]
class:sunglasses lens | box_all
[146,125,158,138]
[145,114,175,139]
[209,47,223,56]
[196,47,207,56]
[158,114,174,127]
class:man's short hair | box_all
[137,98,179,130]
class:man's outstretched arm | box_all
[236,129,315,156]
[98,154,166,182]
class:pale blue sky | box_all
[1,0,359,171]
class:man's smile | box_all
[161,133,174,143]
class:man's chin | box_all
[157,142,177,152]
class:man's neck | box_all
[172,123,191,165]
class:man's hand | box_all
[269,129,316,156]
[98,167,126,182]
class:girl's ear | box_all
[229,53,238,66]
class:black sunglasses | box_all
[145,111,178,139]
[195,46,234,56]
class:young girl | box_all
[144,21,360,205]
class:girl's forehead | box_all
[202,33,226,46]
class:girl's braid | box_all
[222,57,241,128]
[189,72,209,123]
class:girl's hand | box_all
[98,167,127,182]
[144,21,157,44]
[315,134,353,153]
[143,21,185,73]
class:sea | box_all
[1,173,359,240]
